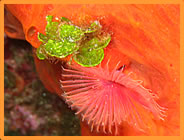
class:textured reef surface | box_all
[4,35,81,136]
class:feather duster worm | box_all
[60,60,166,135]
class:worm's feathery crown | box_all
[60,60,167,135]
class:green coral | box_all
[74,37,111,67]
[36,15,111,67]
[36,45,46,60]
[45,39,77,58]
[74,48,104,67]
[59,24,84,42]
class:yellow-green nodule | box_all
[36,15,111,67]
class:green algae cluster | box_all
[36,15,111,67]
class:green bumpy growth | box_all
[36,15,111,67]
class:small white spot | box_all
[174,78,177,82]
